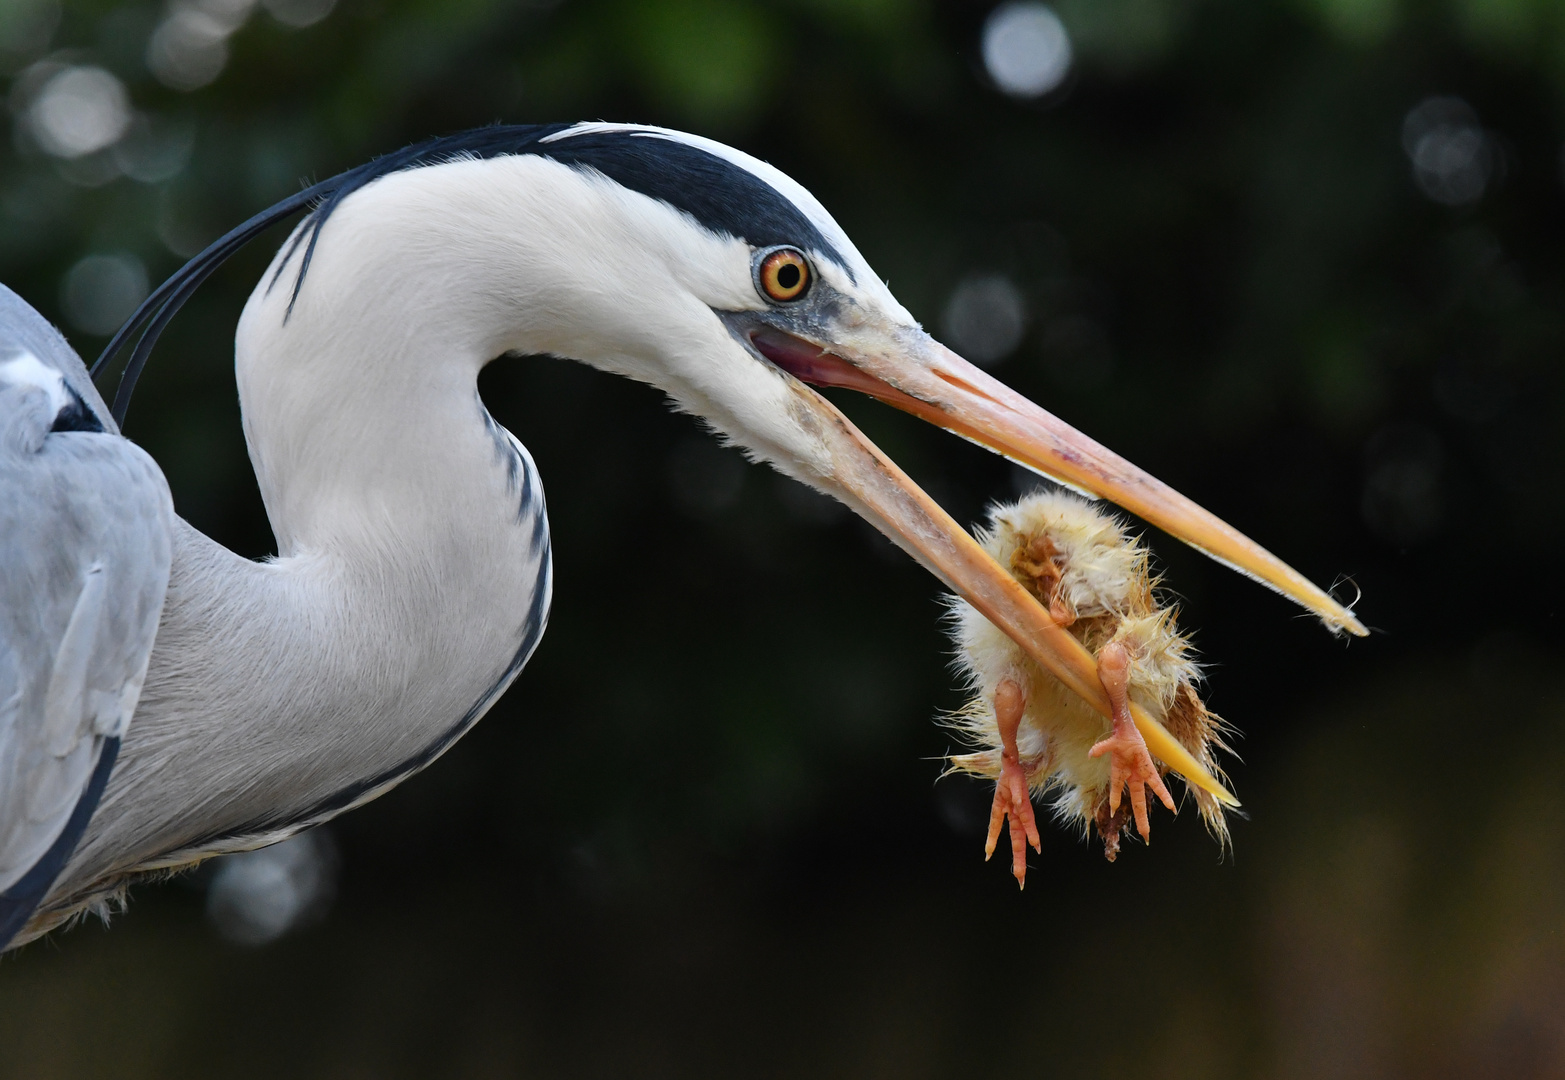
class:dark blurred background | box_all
[3,0,1565,1075]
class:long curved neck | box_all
[35,169,574,936]
[236,152,775,536]
[237,225,500,560]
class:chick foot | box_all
[1088,640,1175,845]
[984,677,1041,888]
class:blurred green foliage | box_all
[3,0,1565,1075]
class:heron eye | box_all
[759,248,810,302]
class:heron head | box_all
[518,126,1361,633]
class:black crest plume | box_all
[92,123,843,426]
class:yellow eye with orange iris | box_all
[758,247,811,302]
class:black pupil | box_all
[775,262,801,290]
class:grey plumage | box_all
[6,290,554,949]
[0,285,113,432]
[0,286,173,944]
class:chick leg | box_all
[984,677,1041,888]
[1088,641,1176,844]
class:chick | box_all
[944,490,1232,886]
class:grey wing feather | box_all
[0,286,172,908]
[0,285,116,433]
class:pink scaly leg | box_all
[1087,641,1176,844]
[984,677,1041,888]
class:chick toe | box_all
[1087,639,1177,842]
[982,677,1041,888]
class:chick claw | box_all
[1088,640,1176,845]
[984,678,1040,888]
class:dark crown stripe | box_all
[93,124,842,425]
[537,131,844,269]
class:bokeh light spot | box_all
[262,0,336,29]
[1402,96,1492,207]
[60,252,148,336]
[147,0,261,91]
[25,65,130,160]
[205,831,338,946]
[941,273,1027,366]
[982,2,1073,98]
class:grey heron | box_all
[0,122,1364,952]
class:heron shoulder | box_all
[0,328,173,951]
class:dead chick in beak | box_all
[945,490,1232,886]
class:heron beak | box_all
[752,325,1365,637]
[750,324,1360,806]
